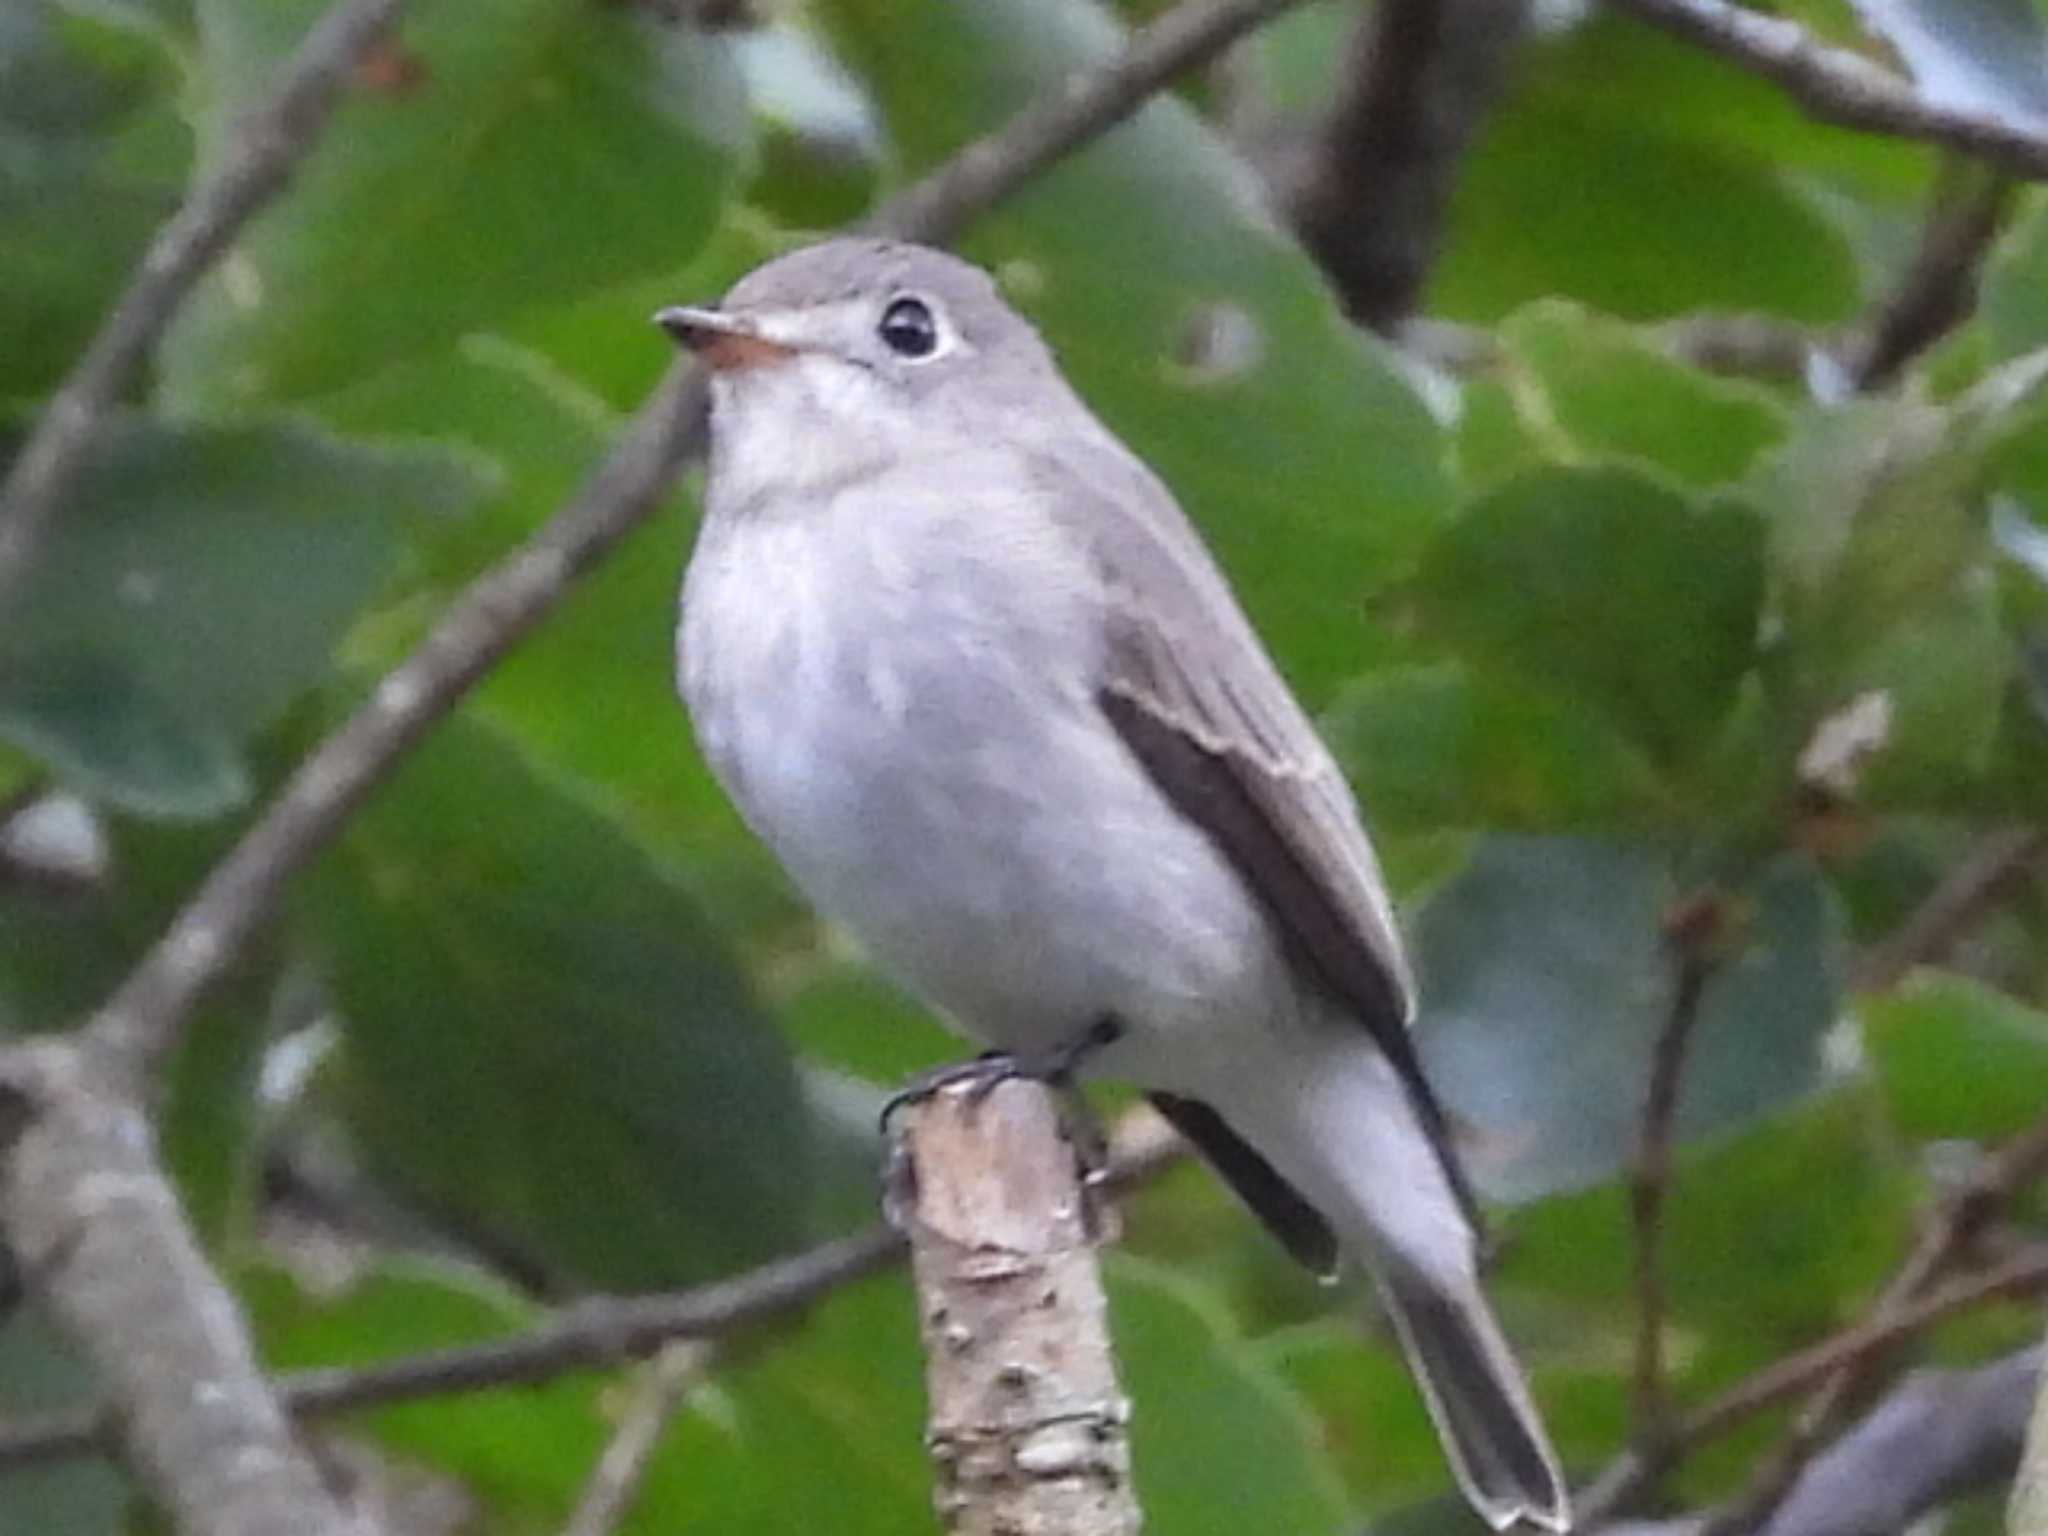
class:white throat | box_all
[706,353,915,513]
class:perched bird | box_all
[660,238,1569,1531]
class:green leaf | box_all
[0,6,186,396]
[1505,1087,1914,1402]
[0,415,482,817]
[1412,838,1844,1201]
[1746,384,2038,793]
[1994,400,2048,543]
[1323,663,1669,834]
[1499,300,1791,489]
[1117,1150,1336,1340]
[733,26,880,230]
[1845,570,2008,806]
[0,657,244,818]
[248,1257,918,1533]
[313,715,811,1289]
[242,1257,614,1522]
[1451,373,1553,493]
[817,0,1453,697]
[1113,1258,1354,1534]
[1260,1320,1453,1514]
[1753,400,1977,668]
[1430,14,1875,324]
[1409,467,1765,772]
[0,742,33,802]
[0,1315,125,1535]
[1240,0,1356,119]
[1864,971,2048,1143]
[656,1271,932,1534]
[249,1243,1354,1531]
[1984,191,2048,362]
[310,335,793,937]
[0,3,172,140]
[0,811,277,1245]
[500,215,788,414]
[775,962,958,1086]
[161,0,747,405]
[159,954,272,1246]
[670,1257,1353,1534]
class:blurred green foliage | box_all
[3,0,2048,1531]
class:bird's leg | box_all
[880,1016,1125,1235]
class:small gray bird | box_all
[660,238,1569,1532]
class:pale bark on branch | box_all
[0,1041,372,1536]
[900,1081,1141,1536]
[1609,0,2048,178]
[0,1109,1186,1471]
[2015,1335,2048,1536]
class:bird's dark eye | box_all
[878,296,939,358]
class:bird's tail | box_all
[1218,1042,1570,1531]
[1376,1260,1570,1532]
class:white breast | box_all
[677,461,1277,1072]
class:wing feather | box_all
[1029,445,1482,1228]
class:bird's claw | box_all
[877,1017,1125,1240]
[877,1051,1021,1136]
[875,1016,1124,1135]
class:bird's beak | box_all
[654,306,799,372]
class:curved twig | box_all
[0,0,410,609]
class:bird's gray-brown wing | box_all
[1028,444,1483,1233]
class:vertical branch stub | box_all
[900,1080,1142,1536]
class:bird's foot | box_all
[876,1016,1123,1131]
[879,1017,1124,1237]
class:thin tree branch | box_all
[1697,1111,2048,1536]
[1684,1151,2048,1465]
[1846,162,2015,391]
[1884,1112,2048,1304]
[1853,827,2046,993]
[74,0,1325,1088]
[1607,0,2048,179]
[2016,1331,2048,1536]
[899,1081,1141,1536]
[1689,1250,2048,1441]
[871,0,1318,241]
[1764,1346,2038,1536]
[1758,1346,2039,1536]
[1654,313,1817,384]
[1606,1346,2041,1536]
[1288,0,1529,331]
[1576,1120,2048,1529]
[80,362,711,1083]
[0,0,410,610]
[0,1041,375,1536]
[1580,1250,2048,1525]
[1630,926,1719,1440]
[559,1343,711,1536]
[0,1222,903,1472]
[0,35,440,1512]
[1401,312,1822,383]
[0,1114,1188,1472]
